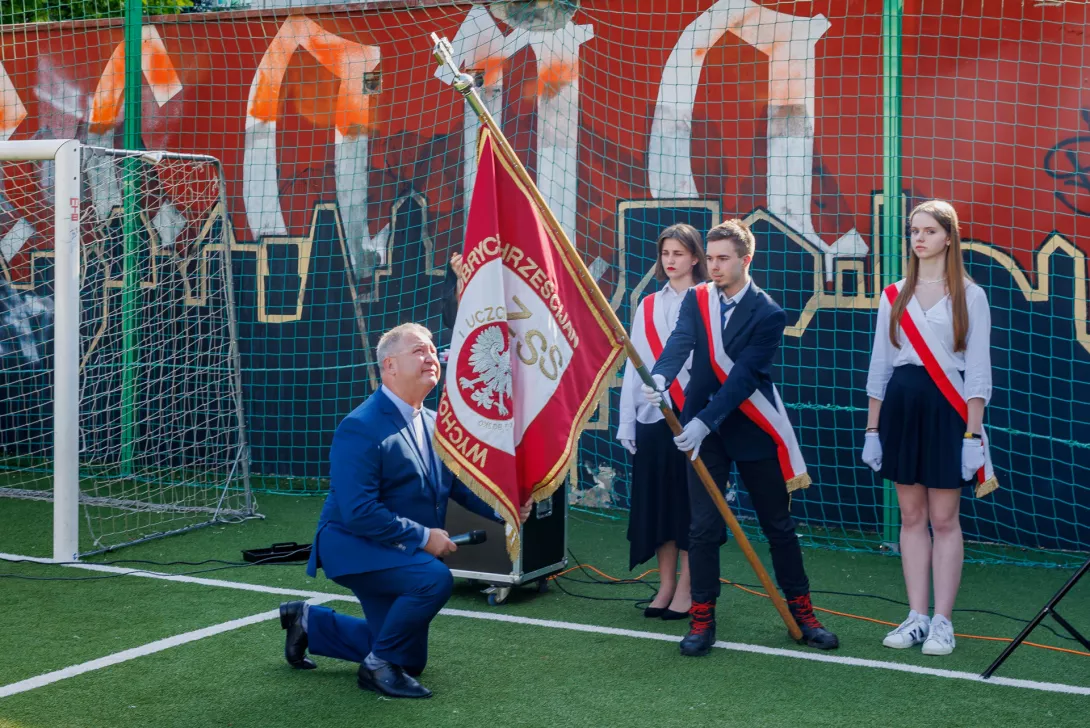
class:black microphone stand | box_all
[981,556,1090,679]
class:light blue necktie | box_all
[720,297,737,331]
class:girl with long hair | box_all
[863,200,995,656]
[618,223,708,619]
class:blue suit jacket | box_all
[306,388,500,579]
[651,282,785,463]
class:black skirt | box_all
[878,365,974,490]
[627,415,691,570]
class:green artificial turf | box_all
[1,494,1088,728]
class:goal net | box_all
[0,141,256,559]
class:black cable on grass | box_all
[0,547,312,582]
[2,549,1080,646]
[561,549,1084,645]
[725,580,1081,643]
[549,575,652,604]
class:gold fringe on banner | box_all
[975,476,1000,499]
[786,473,812,493]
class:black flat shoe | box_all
[358,663,432,699]
[661,608,689,621]
[279,601,317,670]
[644,607,666,618]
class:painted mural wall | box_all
[0,0,1087,552]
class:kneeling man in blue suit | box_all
[278,323,530,699]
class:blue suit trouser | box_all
[305,558,453,673]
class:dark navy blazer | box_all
[651,282,786,463]
[306,388,499,579]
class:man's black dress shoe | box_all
[358,663,432,699]
[279,601,317,669]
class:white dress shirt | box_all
[382,384,427,452]
[381,385,432,547]
[658,282,686,329]
[865,281,992,403]
[719,279,752,329]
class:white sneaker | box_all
[882,610,930,649]
[922,615,956,655]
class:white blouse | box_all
[865,280,993,404]
[617,284,689,442]
[656,281,686,325]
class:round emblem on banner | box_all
[456,323,514,421]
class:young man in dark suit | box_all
[644,220,839,656]
[278,323,530,698]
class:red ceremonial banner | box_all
[435,128,624,558]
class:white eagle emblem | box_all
[458,325,513,416]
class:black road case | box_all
[444,485,568,605]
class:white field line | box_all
[0,597,332,698]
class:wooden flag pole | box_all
[431,34,802,642]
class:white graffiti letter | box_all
[244,18,386,269]
[651,1,866,278]
[523,23,593,254]
[435,5,527,223]
[435,9,595,274]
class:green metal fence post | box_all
[881,0,904,548]
[119,0,143,476]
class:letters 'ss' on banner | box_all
[435,128,625,559]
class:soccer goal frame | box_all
[0,139,255,561]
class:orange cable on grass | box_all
[546,564,1090,658]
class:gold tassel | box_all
[975,476,999,499]
[786,473,811,493]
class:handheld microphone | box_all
[449,530,488,546]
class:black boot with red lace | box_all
[787,593,839,650]
[679,601,717,657]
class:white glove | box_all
[620,438,637,456]
[961,437,985,481]
[641,374,667,406]
[861,431,882,472]
[674,418,711,461]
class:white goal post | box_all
[0,140,256,561]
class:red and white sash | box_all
[642,291,689,409]
[695,283,811,492]
[883,282,999,497]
